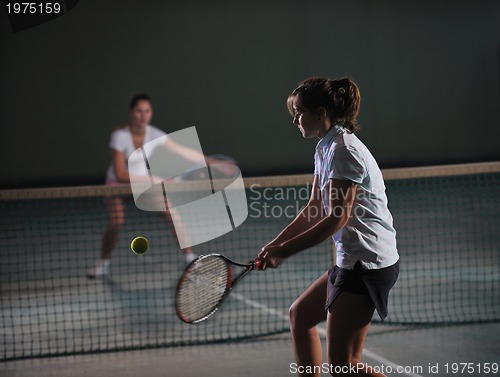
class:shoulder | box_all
[333,144,364,163]
[109,126,130,150]
[335,132,369,158]
[111,125,130,138]
[332,133,358,156]
[332,142,367,176]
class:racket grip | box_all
[253,259,261,269]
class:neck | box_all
[129,123,146,135]
[317,123,333,139]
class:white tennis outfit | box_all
[314,124,399,270]
[105,125,166,182]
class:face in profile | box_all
[130,100,153,127]
[292,98,321,139]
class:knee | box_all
[289,299,311,330]
[288,300,299,329]
[106,221,123,234]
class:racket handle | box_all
[252,259,261,270]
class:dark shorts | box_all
[325,260,399,320]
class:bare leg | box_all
[327,292,385,377]
[289,271,328,377]
[101,196,125,260]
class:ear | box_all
[316,107,327,120]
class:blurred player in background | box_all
[88,94,238,278]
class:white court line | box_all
[232,293,424,377]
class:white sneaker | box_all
[87,260,110,279]
[184,252,198,266]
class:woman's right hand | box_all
[257,244,284,270]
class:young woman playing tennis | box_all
[258,77,399,376]
[88,94,220,278]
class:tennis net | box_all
[1,162,499,360]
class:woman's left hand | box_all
[257,244,285,270]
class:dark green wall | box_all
[1,1,499,188]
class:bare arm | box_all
[114,137,206,184]
[114,135,205,184]
[112,149,130,182]
[258,178,357,269]
[164,137,205,164]
[264,175,324,247]
[112,149,156,184]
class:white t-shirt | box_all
[105,125,167,182]
[314,124,399,270]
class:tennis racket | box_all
[175,253,260,324]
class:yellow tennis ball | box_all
[131,236,149,255]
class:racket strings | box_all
[176,256,230,322]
